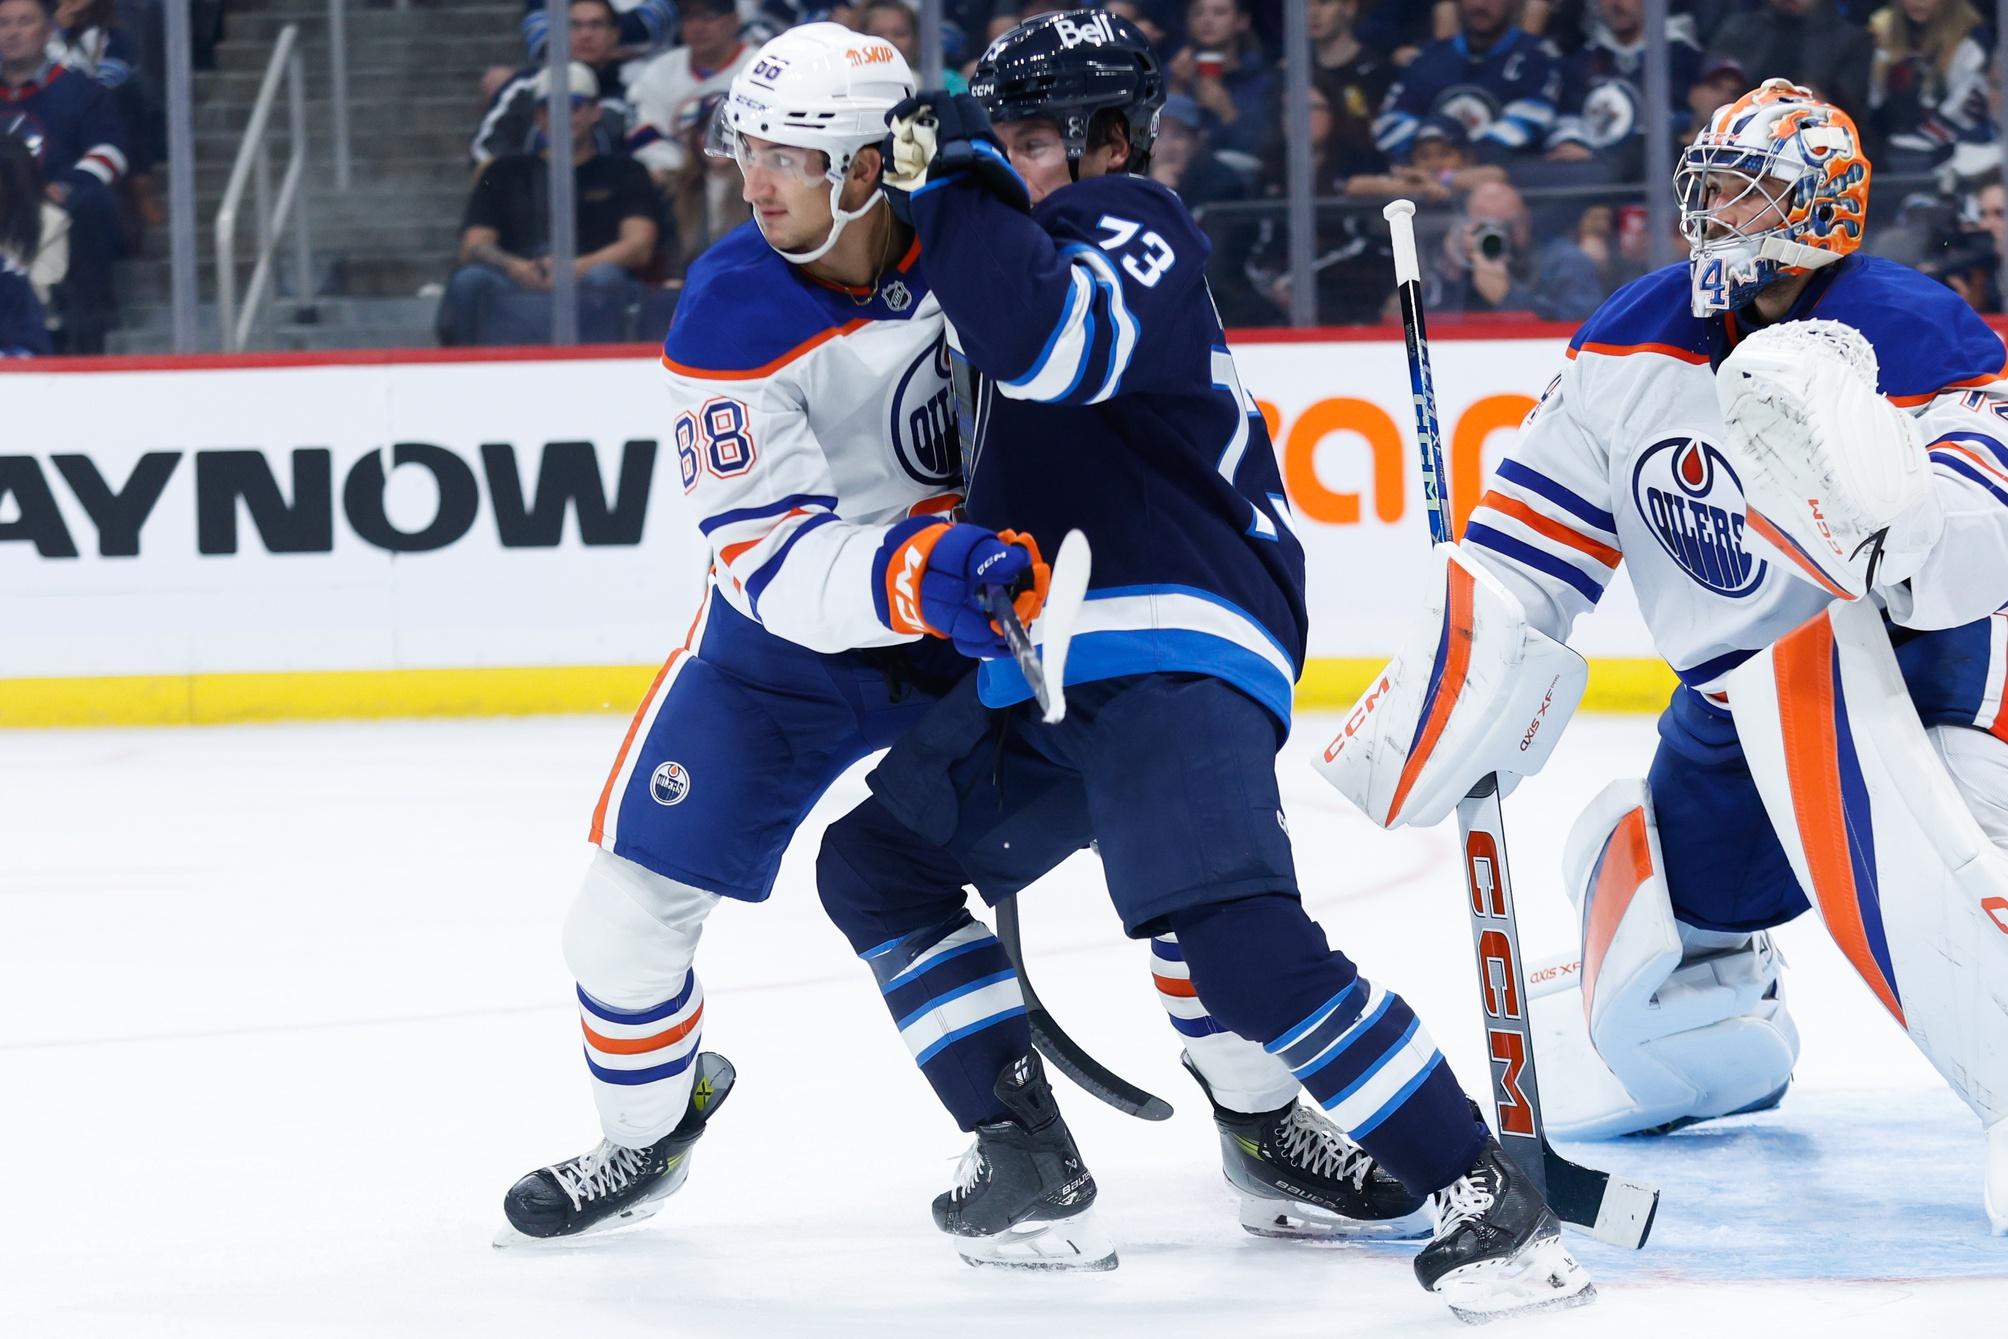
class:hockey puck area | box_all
[1,713,2002,1336]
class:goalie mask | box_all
[1674,78,1871,318]
[706,23,914,264]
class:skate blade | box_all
[1237,1192,1432,1242]
[1436,1233,1595,1325]
[490,1158,690,1248]
[951,1209,1119,1272]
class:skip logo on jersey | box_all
[1631,436,1768,598]
[650,761,692,806]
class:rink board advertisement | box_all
[0,334,1669,725]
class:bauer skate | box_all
[933,1051,1115,1271]
[1413,1138,1594,1323]
[494,1051,735,1245]
[1183,1053,1430,1241]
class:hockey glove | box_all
[875,519,1051,659]
[882,91,1030,224]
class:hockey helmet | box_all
[706,22,914,263]
[971,9,1167,169]
[1675,78,1872,317]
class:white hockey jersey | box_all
[1466,257,2008,713]
[661,220,960,654]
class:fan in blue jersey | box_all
[811,10,1594,1320]
[1371,0,1566,163]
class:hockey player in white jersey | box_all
[498,20,1427,1247]
[1320,78,2008,1233]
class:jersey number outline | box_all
[677,397,758,491]
[1211,346,1284,541]
[1096,214,1176,288]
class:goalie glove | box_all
[1716,318,1943,601]
[882,91,1030,223]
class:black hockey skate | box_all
[1413,1137,1595,1323]
[494,1051,735,1246]
[1182,1053,1431,1241]
[933,1051,1115,1271]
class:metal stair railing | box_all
[215,23,316,351]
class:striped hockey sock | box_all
[1150,935,1298,1114]
[863,912,1030,1130]
[576,969,706,1146]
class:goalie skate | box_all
[1182,1054,1430,1240]
[1414,1139,1595,1324]
[494,1051,734,1246]
[933,1051,1116,1271]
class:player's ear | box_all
[852,143,885,184]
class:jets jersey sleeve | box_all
[1457,355,1622,644]
[907,170,1206,406]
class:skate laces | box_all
[947,1141,989,1203]
[1430,1166,1498,1237]
[551,1140,654,1211]
[1277,1104,1377,1190]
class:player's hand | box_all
[881,91,1030,223]
[877,520,1050,659]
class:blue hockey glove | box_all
[875,519,1051,659]
[882,91,1031,224]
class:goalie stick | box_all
[1383,199,1659,1251]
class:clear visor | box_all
[1673,147,1793,250]
[704,103,831,188]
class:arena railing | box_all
[214,24,319,352]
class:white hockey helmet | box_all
[706,22,914,264]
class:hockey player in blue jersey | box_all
[810,11,1593,1320]
[497,20,1433,1253]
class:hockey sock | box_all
[862,912,1031,1130]
[577,969,706,1146]
[1168,894,1488,1194]
[1150,934,1298,1113]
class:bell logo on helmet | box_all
[1053,11,1116,47]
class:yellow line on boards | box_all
[0,658,1681,728]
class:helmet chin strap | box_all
[763,172,885,266]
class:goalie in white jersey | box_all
[497,21,1430,1248]
[1321,78,2008,1233]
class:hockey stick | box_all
[981,529,1093,723]
[995,894,1175,1121]
[1384,200,1659,1251]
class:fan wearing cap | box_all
[1319,77,2008,1237]
[440,59,660,345]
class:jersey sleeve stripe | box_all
[1934,453,2008,509]
[999,264,1096,400]
[662,319,870,381]
[1928,430,2008,473]
[1472,490,1622,567]
[742,511,841,614]
[1888,361,2008,407]
[698,493,839,536]
[718,507,812,565]
[1930,442,2008,488]
[1494,458,1619,534]
[1464,523,1607,602]
[1068,245,1140,404]
[1566,340,1711,366]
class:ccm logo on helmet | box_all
[1323,674,1393,763]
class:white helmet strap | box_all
[762,158,885,266]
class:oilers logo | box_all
[889,338,961,487]
[649,761,692,806]
[1630,436,1768,598]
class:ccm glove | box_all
[875,519,1051,659]
[882,91,1030,223]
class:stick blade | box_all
[1543,1144,1659,1250]
[1034,530,1092,723]
[1028,1013,1174,1121]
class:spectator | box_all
[484,0,675,105]
[1969,175,2006,264]
[1550,0,1701,176]
[1358,0,1455,63]
[0,127,49,354]
[0,0,123,352]
[1310,0,1395,179]
[628,0,752,270]
[1150,92,1244,208]
[1423,178,1542,313]
[1920,205,1999,310]
[1103,0,1171,53]
[475,0,637,165]
[1867,0,1992,172]
[1682,54,1745,145]
[1168,0,1276,167]
[439,62,660,346]
[1345,113,1505,201]
[1374,0,1567,164]
[50,0,155,222]
[1706,0,1875,118]
[862,0,968,93]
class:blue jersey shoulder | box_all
[1569,261,1707,357]
[1032,173,1212,267]
[663,222,858,375]
[1813,255,2005,400]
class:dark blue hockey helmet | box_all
[971,9,1167,168]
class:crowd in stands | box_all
[0,0,164,354]
[438,0,2008,345]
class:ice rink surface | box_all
[4,709,2004,1337]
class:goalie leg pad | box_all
[563,850,721,1147]
[1531,779,1800,1140]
